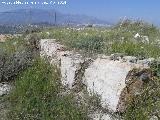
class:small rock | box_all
[123,56,137,63]
[137,58,155,66]
[149,116,159,120]
[110,53,124,61]
[0,83,11,96]
[97,54,110,59]
[142,36,149,43]
[139,73,150,82]
[134,33,141,38]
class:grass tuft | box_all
[7,58,89,120]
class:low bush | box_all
[150,61,160,77]
[0,49,33,82]
[0,34,40,82]
[71,35,104,53]
[26,33,41,51]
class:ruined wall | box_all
[40,39,152,114]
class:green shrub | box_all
[72,35,104,53]
[150,61,160,77]
[1,50,33,81]
[26,33,41,51]
[0,47,33,82]
[115,19,158,35]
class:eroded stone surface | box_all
[83,58,148,112]
[60,52,84,87]
[40,39,65,66]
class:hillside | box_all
[0,9,109,25]
[0,20,160,120]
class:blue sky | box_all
[0,0,160,24]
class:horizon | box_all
[0,0,160,25]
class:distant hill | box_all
[0,9,110,25]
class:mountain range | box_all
[0,9,109,25]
